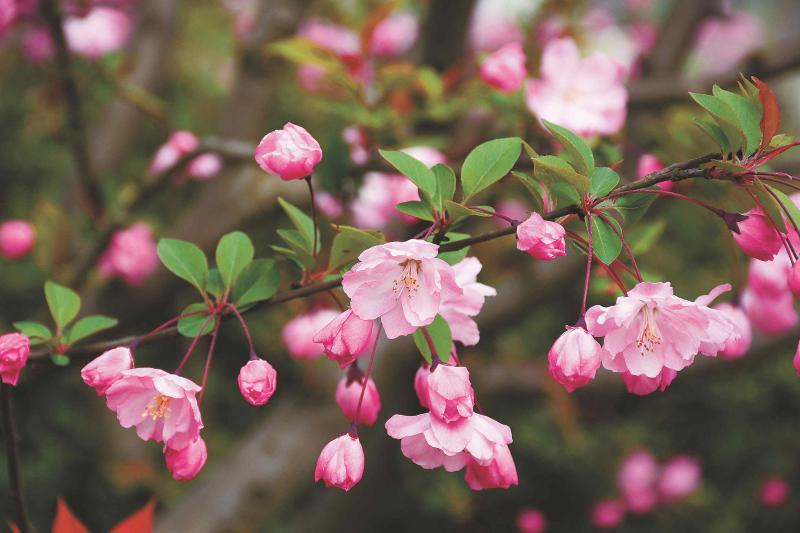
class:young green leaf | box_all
[411,316,453,364]
[13,321,52,342]
[216,231,254,289]
[157,239,209,292]
[232,259,280,307]
[206,268,224,298]
[542,120,594,175]
[512,171,544,210]
[613,188,658,224]
[690,92,745,154]
[590,216,623,265]
[550,182,581,205]
[590,167,620,198]
[277,229,316,269]
[437,232,470,265]
[461,137,521,201]
[329,226,385,270]
[44,281,81,331]
[177,303,217,337]
[444,201,492,223]
[379,149,437,198]
[693,118,731,154]
[278,197,317,252]
[712,85,762,156]
[65,315,118,345]
[432,164,456,210]
[533,155,590,195]
[396,201,435,221]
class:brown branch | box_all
[1,386,32,533]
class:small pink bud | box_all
[591,499,625,529]
[426,364,474,423]
[413,364,431,408]
[237,358,277,406]
[313,309,375,368]
[187,153,223,180]
[617,450,659,514]
[516,212,566,260]
[63,7,132,60]
[760,477,789,507]
[658,455,701,503]
[254,122,322,181]
[334,375,381,426]
[465,443,518,490]
[314,434,364,491]
[164,436,208,481]
[547,327,604,392]
[516,507,547,533]
[732,207,783,261]
[369,12,418,58]
[81,347,133,395]
[0,220,36,260]
[480,42,527,92]
[621,368,677,395]
[0,333,29,386]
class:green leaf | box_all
[690,92,744,153]
[542,120,594,175]
[232,259,280,307]
[65,315,118,345]
[216,231,254,289]
[379,149,436,198]
[461,137,521,201]
[590,167,620,198]
[512,171,544,210]
[712,85,762,156]
[177,303,217,338]
[437,232,470,265]
[157,239,209,292]
[44,281,81,331]
[432,164,456,211]
[412,315,453,364]
[444,200,492,222]
[693,118,731,154]
[613,188,658,224]
[277,229,316,269]
[51,354,70,366]
[278,197,317,253]
[533,155,590,195]
[590,216,623,265]
[550,182,581,205]
[13,321,52,342]
[396,201,435,222]
[766,184,800,233]
[329,226,385,270]
[629,219,667,255]
[206,268,224,298]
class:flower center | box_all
[636,307,662,354]
[142,394,172,421]
[393,259,421,299]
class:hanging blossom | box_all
[342,240,462,339]
[439,257,497,346]
[315,433,364,491]
[313,309,377,368]
[741,250,798,335]
[335,375,381,426]
[165,436,208,482]
[0,333,29,386]
[97,223,160,286]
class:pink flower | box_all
[658,455,701,503]
[97,223,159,286]
[621,368,677,395]
[495,200,530,226]
[351,172,420,229]
[439,257,497,346]
[149,131,199,175]
[0,0,17,38]
[401,146,447,168]
[690,12,763,77]
[343,126,369,165]
[526,37,627,137]
[297,63,327,92]
[591,499,625,529]
[414,365,431,408]
[81,347,133,395]
[586,282,739,378]
[637,153,672,191]
[714,303,751,359]
[548,326,605,392]
[298,19,360,59]
[742,288,797,335]
[237,358,277,406]
[617,450,659,513]
[426,365,474,423]
[187,153,223,180]
[164,436,207,481]
[104,368,203,450]
[732,208,782,261]
[254,122,322,181]
[335,376,381,426]
[63,7,132,59]
[480,42,527,92]
[0,333,29,386]
[314,434,364,491]
[21,26,54,62]
[315,191,344,218]
[342,240,462,339]
[0,220,36,260]
[465,443,518,490]
[759,477,789,507]
[745,250,791,296]
[369,12,418,57]
[516,508,547,533]
[282,308,339,359]
[313,309,376,368]
[516,212,566,260]
[468,1,523,52]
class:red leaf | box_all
[109,499,156,533]
[752,76,780,150]
[52,499,89,533]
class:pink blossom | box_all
[343,126,369,165]
[315,191,344,219]
[298,19,360,59]
[149,131,200,175]
[21,26,54,62]
[617,449,659,513]
[690,12,763,77]
[526,37,627,137]
[342,240,462,339]
[81,347,133,395]
[742,288,797,335]
[0,0,17,38]
[282,308,339,359]
[468,0,524,52]
[314,434,364,491]
[759,477,789,507]
[637,153,672,191]
[658,455,701,503]
[495,200,529,226]
[516,212,566,260]
[548,327,605,392]
[426,365,474,423]
[465,443,518,490]
[0,220,36,260]
[516,508,547,533]
[187,153,223,180]
[714,303,751,359]
[745,249,791,296]
[351,172,420,229]
[98,223,159,286]
[585,282,739,378]
[104,368,203,450]
[297,63,327,92]
[254,122,322,181]
[313,309,376,368]
[621,368,677,395]
[591,499,625,529]
[164,436,207,481]
[237,358,277,406]
[335,376,381,426]
[369,12,418,58]
[414,364,431,408]
[733,208,782,261]
[63,7,132,59]
[401,146,447,168]
[439,257,497,346]
[0,333,29,386]
[480,42,527,92]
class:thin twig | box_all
[1,386,32,533]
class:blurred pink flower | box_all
[746,249,792,297]
[352,172,419,229]
[658,455,701,503]
[465,443,518,490]
[149,131,200,175]
[298,19,360,59]
[516,212,566,260]
[314,434,364,491]
[622,367,678,395]
[733,207,782,261]
[637,153,672,191]
[759,477,789,507]
[187,153,223,180]
[617,449,659,513]
[516,507,547,533]
[480,42,527,92]
[297,63,327,92]
[0,0,16,38]
[0,333,29,386]
[164,436,207,481]
[237,358,277,406]
[690,12,763,77]
[591,499,625,529]
[282,308,340,359]
[789,261,800,299]
[714,303,751,359]
[369,12,418,57]
[315,191,344,219]
[0,220,36,260]
[63,7,132,59]
[255,122,322,181]
[468,0,524,52]
[313,309,376,368]
[742,288,798,335]
[98,223,159,286]
[81,347,133,395]
[548,327,605,392]
[401,146,447,168]
[343,126,369,165]
[439,257,496,346]
[335,375,381,426]
[21,26,54,61]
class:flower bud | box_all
[413,364,431,409]
[335,376,381,426]
[164,436,208,481]
[480,42,527,92]
[314,434,364,491]
[254,122,322,181]
[547,327,604,392]
[81,347,133,395]
[732,207,782,261]
[516,212,566,260]
[0,333,29,386]
[313,309,374,368]
[760,477,789,507]
[516,508,547,533]
[237,358,277,406]
[657,455,701,503]
[0,220,36,260]
[591,499,625,529]
[617,450,659,513]
[426,365,474,423]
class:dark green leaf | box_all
[613,188,658,224]
[157,239,209,292]
[65,315,118,345]
[432,164,456,210]
[396,201,435,221]
[177,303,217,338]
[712,85,762,156]
[232,259,280,307]
[550,182,581,205]
[542,120,594,175]
[44,281,81,331]
[277,229,316,269]
[329,226,385,270]
[461,137,521,201]
[379,149,436,198]
[278,197,317,252]
[533,155,590,195]
[445,200,492,222]
[412,315,453,364]
[693,118,731,154]
[590,216,623,265]
[590,167,620,198]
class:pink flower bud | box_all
[237,358,277,406]
[732,207,782,261]
[591,499,625,529]
[369,12,418,58]
[760,477,789,507]
[0,333,29,386]
[413,364,431,408]
[313,309,375,368]
[0,220,36,260]
[21,26,55,62]
[516,212,566,260]
[621,368,677,395]
[547,327,604,392]
[283,309,340,359]
[714,303,751,359]
[81,347,133,395]
[480,42,527,92]
[516,507,547,533]
[187,153,223,180]
[426,365,474,423]
[465,443,518,490]
[617,450,659,513]
[334,376,381,426]
[164,436,208,481]
[789,261,800,299]
[657,455,701,503]
[314,434,364,491]
[254,122,322,181]
[97,223,159,286]
[149,131,199,175]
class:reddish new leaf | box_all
[752,76,780,150]
[52,499,89,533]
[109,499,156,533]
[9,523,20,533]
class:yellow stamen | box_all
[636,307,662,355]
[392,259,421,299]
[141,394,172,421]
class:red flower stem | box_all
[174,313,216,374]
[756,175,800,193]
[306,175,318,262]
[764,187,800,261]
[594,211,643,282]
[130,309,207,352]
[468,206,519,226]
[605,188,723,215]
[225,304,256,357]
[199,320,222,404]
[353,328,380,425]
[582,215,594,315]
[565,230,629,296]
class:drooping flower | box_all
[334,375,381,426]
[732,207,782,261]
[439,257,497,346]
[369,12,418,57]
[351,172,421,229]
[254,122,322,181]
[759,477,789,507]
[0,333,29,386]
[282,308,340,359]
[413,364,431,408]
[480,41,527,92]
[464,443,518,490]
[617,449,659,513]
[63,7,132,59]
[621,368,677,396]
[97,223,160,286]
[714,303,751,359]
[0,220,36,260]
[741,288,798,335]
[81,347,134,395]
[516,507,547,533]
[591,499,626,529]
[237,358,277,406]
[547,326,605,392]
[104,368,203,450]
[164,436,208,481]
[314,433,364,491]
[657,455,701,503]
[516,212,566,261]
[313,309,376,368]
[426,365,474,423]
[342,240,462,339]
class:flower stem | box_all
[468,206,519,226]
[225,304,256,358]
[605,188,722,215]
[1,385,32,533]
[174,313,216,374]
[582,215,594,315]
[131,309,207,353]
[199,320,222,404]
[595,211,643,282]
[353,328,380,424]
[306,175,318,261]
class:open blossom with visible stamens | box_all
[732,207,782,261]
[516,212,566,260]
[254,123,322,181]
[621,368,677,395]
[335,375,381,426]
[617,449,659,513]
[164,436,207,481]
[0,220,36,260]
[464,443,518,490]
[480,41,527,92]
[342,240,462,339]
[548,327,605,392]
[426,365,474,423]
[313,309,375,368]
[439,258,497,346]
[81,347,133,395]
[237,358,277,406]
[104,368,203,451]
[97,223,159,286]
[658,455,701,502]
[585,282,739,378]
[314,434,364,491]
[282,309,340,359]
[0,333,29,386]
